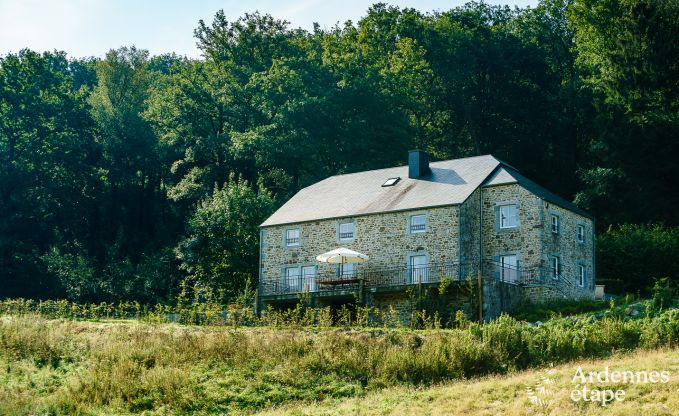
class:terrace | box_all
[259,261,574,299]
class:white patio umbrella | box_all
[316,247,369,276]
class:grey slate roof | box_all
[261,154,592,227]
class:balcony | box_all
[262,262,473,298]
[260,261,576,299]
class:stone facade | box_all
[259,181,595,322]
[261,205,460,279]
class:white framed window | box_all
[409,254,428,283]
[499,205,518,229]
[410,214,427,233]
[499,255,518,283]
[284,267,301,291]
[337,263,357,278]
[578,265,585,287]
[302,266,317,292]
[551,215,559,234]
[577,224,585,243]
[285,228,300,247]
[338,221,355,241]
[551,256,560,279]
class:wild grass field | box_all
[1,300,678,415]
[263,348,679,416]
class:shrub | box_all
[597,224,679,295]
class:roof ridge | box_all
[317,154,498,181]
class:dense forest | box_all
[1,0,677,303]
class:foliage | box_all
[511,298,616,322]
[176,176,274,296]
[1,304,678,414]
[596,224,679,294]
[1,0,679,302]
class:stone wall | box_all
[480,183,543,270]
[540,200,595,299]
[479,183,595,305]
[261,205,460,284]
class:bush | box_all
[597,224,679,295]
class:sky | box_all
[0,0,539,59]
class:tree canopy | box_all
[1,0,677,302]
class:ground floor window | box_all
[551,256,560,279]
[337,263,357,278]
[409,254,429,283]
[578,265,585,287]
[303,266,317,292]
[284,267,301,292]
[499,254,518,283]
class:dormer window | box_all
[382,177,401,187]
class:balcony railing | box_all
[260,261,577,297]
[285,237,300,246]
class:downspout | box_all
[592,218,596,294]
[256,228,263,316]
[478,188,484,322]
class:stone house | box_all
[258,151,595,322]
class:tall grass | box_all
[1,307,678,414]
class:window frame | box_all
[302,265,317,292]
[499,254,519,283]
[499,204,519,229]
[338,220,355,241]
[551,214,560,234]
[409,214,427,234]
[382,177,401,187]
[576,224,585,243]
[578,264,586,287]
[284,228,301,247]
[551,256,560,280]
[283,266,301,292]
[409,254,429,284]
[336,263,357,278]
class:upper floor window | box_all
[578,265,586,287]
[551,215,560,234]
[410,214,427,233]
[285,228,300,247]
[577,224,585,243]
[339,221,355,241]
[499,205,518,229]
[551,256,560,279]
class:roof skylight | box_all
[382,177,401,187]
